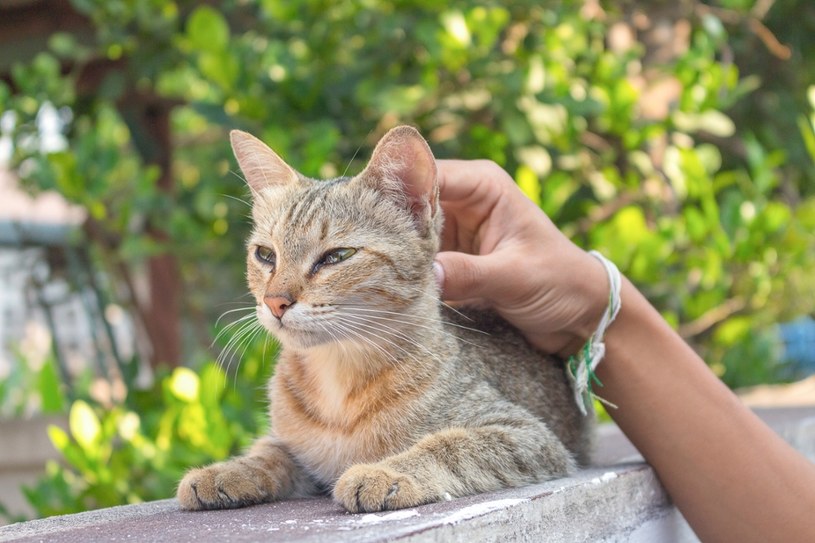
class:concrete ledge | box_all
[0,464,688,543]
[1,407,813,543]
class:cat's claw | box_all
[334,464,429,513]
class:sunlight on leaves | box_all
[441,11,471,47]
[47,425,70,452]
[515,164,541,207]
[169,367,200,403]
[69,401,101,452]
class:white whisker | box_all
[337,313,447,365]
[231,323,266,391]
[217,318,263,375]
[332,316,437,367]
[214,307,257,329]
[212,313,258,347]
[220,192,252,208]
[321,319,398,369]
[335,305,488,336]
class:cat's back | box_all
[443,306,592,464]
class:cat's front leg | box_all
[178,436,315,510]
[333,423,575,513]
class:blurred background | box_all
[0,0,813,523]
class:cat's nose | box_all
[264,295,294,319]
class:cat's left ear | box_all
[357,126,438,228]
[230,130,299,195]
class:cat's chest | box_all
[267,356,429,483]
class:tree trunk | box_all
[119,96,182,368]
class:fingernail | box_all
[432,260,444,290]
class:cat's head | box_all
[231,126,442,351]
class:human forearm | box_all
[434,158,815,541]
[596,278,815,543]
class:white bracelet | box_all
[566,250,622,416]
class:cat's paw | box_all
[177,461,271,511]
[333,464,431,513]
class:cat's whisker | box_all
[314,320,341,345]
[209,309,260,396]
[228,323,265,386]
[220,192,252,208]
[216,299,256,307]
[261,331,278,367]
[339,307,487,340]
[231,323,266,391]
[337,314,447,365]
[393,283,478,323]
[318,320,398,368]
[335,305,488,335]
[212,313,258,347]
[366,280,478,324]
[216,318,263,375]
[228,168,247,184]
[340,310,484,350]
[334,322,398,370]
[339,313,419,346]
[331,317,405,357]
[330,320,405,367]
[338,311,434,346]
[214,306,257,329]
[332,305,447,323]
[341,144,364,178]
[332,316,436,367]
[437,300,476,322]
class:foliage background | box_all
[1,0,814,518]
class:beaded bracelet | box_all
[566,250,622,416]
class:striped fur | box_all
[177,126,591,513]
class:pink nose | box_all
[264,295,294,319]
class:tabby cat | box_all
[177,126,591,514]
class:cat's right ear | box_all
[230,130,299,194]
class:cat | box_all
[177,126,591,514]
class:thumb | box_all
[433,251,491,302]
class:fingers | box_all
[434,251,492,303]
[436,160,478,202]
[436,159,516,255]
[436,159,510,203]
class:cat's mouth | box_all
[257,307,338,349]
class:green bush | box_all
[16,350,272,518]
[1,0,814,519]
[3,1,812,387]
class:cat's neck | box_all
[275,298,455,427]
[277,340,434,429]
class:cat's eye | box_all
[255,246,276,268]
[313,248,356,273]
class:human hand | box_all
[433,159,610,357]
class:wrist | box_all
[563,251,623,414]
[563,251,616,356]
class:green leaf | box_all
[48,32,79,57]
[612,206,649,245]
[797,115,815,165]
[47,425,71,452]
[37,357,66,414]
[187,6,230,53]
[69,400,101,452]
[197,51,239,91]
[515,164,541,207]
